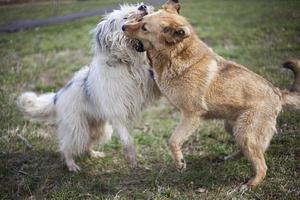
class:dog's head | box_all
[122,0,192,52]
[92,3,153,52]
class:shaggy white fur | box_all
[17,3,160,171]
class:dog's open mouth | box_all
[138,11,148,18]
[132,39,145,52]
[128,8,148,52]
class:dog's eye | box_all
[123,17,128,20]
[142,24,147,31]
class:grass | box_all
[0,0,300,199]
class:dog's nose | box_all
[122,25,126,31]
[138,5,147,11]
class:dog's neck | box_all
[97,45,147,68]
[147,34,215,81]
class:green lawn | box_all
[0,0,299,199]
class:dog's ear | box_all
[162,0,180,14]
[123,21,140,32]
[161,23,190,44]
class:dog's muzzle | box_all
[137,4,149,19]
[138,5,147,11]
[138,5,148,16]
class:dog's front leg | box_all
[169,111,200,172]
[114,122,137,167]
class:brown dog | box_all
[122,0,300,188]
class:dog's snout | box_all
[122,25,126,31]
[138,5,147,11]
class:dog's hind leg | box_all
[87,120,113,159]
[58,120,90,172]
[63,149,81,172]
[169,111,201,172]
[113,122,137,167]
[234,108,277,188]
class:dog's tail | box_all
[17,92,56,124]
[281,59,300,110]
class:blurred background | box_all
[0,0,299,199]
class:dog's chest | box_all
[156,73,208,112]
[154,60,219,112]
[89,64,153,120]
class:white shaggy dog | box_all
[17,4,160,171]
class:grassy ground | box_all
[1,0,300,199]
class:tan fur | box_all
[123,0,300,188]
[283,59,300,92]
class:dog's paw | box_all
[126,152,137,168]
[89,150,105,158]
[238,184,249,193]
[175,158,186,172]
[123,146,138,168]
[67,163,81,172]
[129,158,138,168]
[227,184,249,196]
